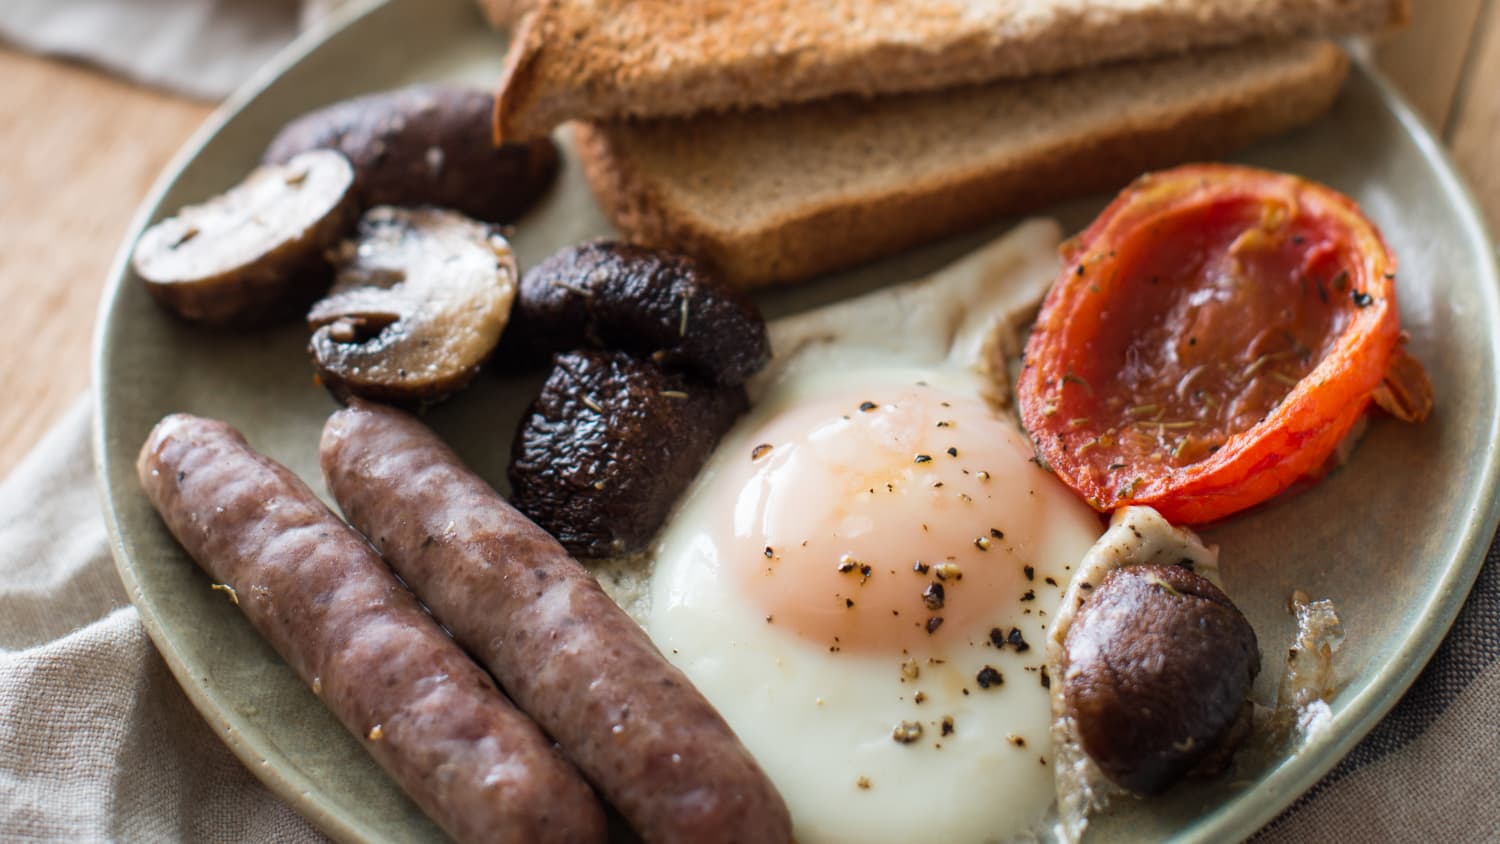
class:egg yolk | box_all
[717,383,1088,657]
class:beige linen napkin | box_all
[0,397,1496,841]
[0,0,346,100]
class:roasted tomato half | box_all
[1018,164,1431,523]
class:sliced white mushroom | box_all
[131,149,357,324]
[307,206,517,404]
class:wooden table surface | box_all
[0,6,1496,479]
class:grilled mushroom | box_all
[307,206,516,404]
[509,349,748,557]
[1062,564,1260,795]
[507,242,770,386]
[264,84,559,223]
[131,149,357,324]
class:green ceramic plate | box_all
[93,1,1500,842]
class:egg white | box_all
[640,220,1110,843]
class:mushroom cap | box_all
[263,84,559,224]
[509,349,748,557]
[508,241,769,386]
[1062,563,1260,795]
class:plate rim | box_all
[90,2,411,842]
[1183,54,1500,839]
[89,6,1500,841]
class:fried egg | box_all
[643,220,1107,843]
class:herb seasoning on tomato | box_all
[1018,164,1432,523]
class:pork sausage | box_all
[136,414,608,844]
[320,400,792,844]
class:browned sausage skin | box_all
[321,400,793,844]
[136,414,608,844]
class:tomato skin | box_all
[1018,164,1407,524]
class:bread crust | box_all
[575,41,1351,289]
[499,0,1399,140]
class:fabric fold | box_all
[0,0,344,100]
[0,399,323,843]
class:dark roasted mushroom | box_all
[507,242,770,386]
[1062,564,1259,795]
[264,84,559,223]
[307,206,516,404]
[131,149,357,324]
[509,349,748,557]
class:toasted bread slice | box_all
[496,0,1401,140]
[574,39,1349,289]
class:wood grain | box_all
[1449,1,1500,228]
[0,9,1495,479]
[1374,0,1486,130]
[0,49,209,478]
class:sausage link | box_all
[321,400,792,844]
[137,414,608,844]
